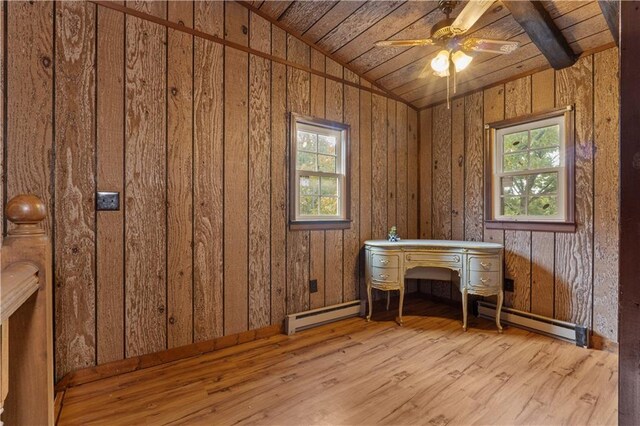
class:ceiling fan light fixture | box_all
[431,50,450,73]
[452,50,473,71]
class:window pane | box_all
[503,131,528,153]
[318,154,336,173]
[530,125,559,149]
[300,175,319,195]
[297,131,317,152]
[297,151,317,171]
[300,196,318,216]
[530,172,558,195]
[320,176,338,196]
[501,175,530,196]
[319,196,338,215]
[503,152,528,172]
[529,147,560,169]
[502,196,526,216]
[318,135,337,155]
[528,195,558,216]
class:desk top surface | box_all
[365,239,503,250]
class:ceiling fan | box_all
[375,0,519,104]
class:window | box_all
[290,113,350,229]
[485,106,575,232]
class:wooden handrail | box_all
[1,194,53,425]
[1,262,39,323]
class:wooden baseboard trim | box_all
[54,391,65,425]
[590,334,619,353]
[55,324,283,391]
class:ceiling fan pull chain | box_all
[453,67,457,95]
[447,74,451,109]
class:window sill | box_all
[485,220,576,233]
[289,220,351,231]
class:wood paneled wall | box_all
[418,48,620,344]
[1,1,419,379]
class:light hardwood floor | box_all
[57,297,618,425]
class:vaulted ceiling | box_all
[248,0,615,109]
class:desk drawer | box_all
[405,252,462,265]
[469,256,500,272]
[468,271,501,293]
[372,253,399,268]
[371,267,399,283]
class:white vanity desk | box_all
[365,239,504,332]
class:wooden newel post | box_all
[2,195,54,425]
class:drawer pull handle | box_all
[379,274,389,279]
[379,259,389,265]
[480,262,492,269]
[480,277,490,284]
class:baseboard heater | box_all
[285,300,366,335]
[477,301,589,347]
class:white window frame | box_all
[290,113,351,230]
[485,106,576,233]
[493,115,566,222]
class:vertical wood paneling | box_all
[464,92,484,242]
[286,35,311,314]
[592,48,619,341]
[343,69,360,302]
[270,26,288,325]
[407,108,419,239]
[309,49,326,310]
[432,103,452,299]
[54,1,97,376]
[386,99,397,231]
[482,85,505,246]
[419,108,433,239]
[193,0,224,341]
[371,94,387,239]
[6,1,54,233]
[554,56,594,327]
[325,59,344,306]
[224,2,249,334]
[450,98,465,301]
[396,103,408,238]
[248,12,271,330]
[359,81,372,297]
[124,12,167,357]
[503,77,532,311]
[167,1,194,349]
[451,98,465,241]
[530,68,556,318]
[96,3,125,365]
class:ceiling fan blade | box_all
[375,38,436,47]
[450,0,495,35]
[463,38,519,54]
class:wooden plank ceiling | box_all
[250,0,613,108]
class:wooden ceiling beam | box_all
[598,0,619,47]
[503,0,576,69]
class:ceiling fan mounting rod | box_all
[438,0,459,18]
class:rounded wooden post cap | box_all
[6,194,46,226]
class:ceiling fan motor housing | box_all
[430,17,457,40]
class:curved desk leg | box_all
[461,287,468,331]
[397,286,405,326]
[496,290,504,333]
[367,283,373,321]
[386,292,391,311]
[366,283,373,322]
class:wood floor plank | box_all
[58,297,617,426]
